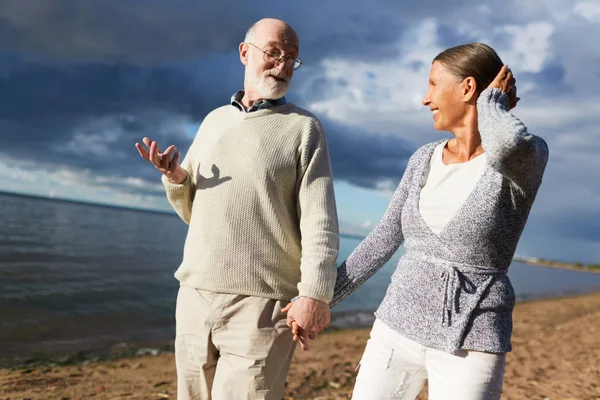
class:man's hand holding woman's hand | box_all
[282,297,330,351]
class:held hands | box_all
[135,137,186,184]
[487,65,520,110]
[281,297,330,351]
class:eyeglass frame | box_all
[245,42,303,71]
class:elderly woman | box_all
[288,43,548,399]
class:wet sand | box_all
[1,292,599,399]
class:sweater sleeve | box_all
[296,121,340,302]
[161,135,198,224]
[477,88,549,194]
[330,152,416,308]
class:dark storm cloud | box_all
[0,0,424,187]
[0,53,235,176]
[0,0,252,64]
[324,121,414,189]
[0,0,485,65]
[0,48,415,188]
[0,0,399,64]
[0,0,575,190]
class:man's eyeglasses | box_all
[246,43,303,71]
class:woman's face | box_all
[422,61,467,132]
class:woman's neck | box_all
[446,111,484,163]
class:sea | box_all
[1,191,600,367]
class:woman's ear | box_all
[462,76,478,102]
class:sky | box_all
[0,0,599,263]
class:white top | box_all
[419,140,487,235]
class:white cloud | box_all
[301,16,557,140]
[295,2,600,261]
[58,112,196,158]
[0,154,169,211]
[496,22,555,74]
[574,1,600,21]
[301,18,443,140]
[62,129,123,158]
[96,175,164,193]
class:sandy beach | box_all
[1,292,599,400]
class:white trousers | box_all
[352,319,506,400]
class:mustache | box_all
[263,69,289,83]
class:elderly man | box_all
[135,18,338,399]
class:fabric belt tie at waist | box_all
[436,262,507,327]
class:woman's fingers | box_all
[298,331,309,351]
[498,65,508,83]
[290,321,312,350]
[505,71,514,91]
[489,65,519,98]
[489,65,508,89]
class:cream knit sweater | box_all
[162,102,339,302]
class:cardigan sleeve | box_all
[477,88,549,195]
[330,151,419,308]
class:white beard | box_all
[249,69,290,99]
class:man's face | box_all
[243,24,299,100]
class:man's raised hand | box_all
[135,137,186,184]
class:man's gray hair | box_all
[244,23,256,43]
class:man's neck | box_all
[231,90,286,113]
[242,91,265,109]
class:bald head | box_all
[245,18,299,51]
[239,18,299,105]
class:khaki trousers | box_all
[174,286,296,400]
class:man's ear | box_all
[462,76,478,102]
[239,42,249,66]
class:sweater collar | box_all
[230,91,287,113]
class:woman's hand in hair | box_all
[489,65,520,110]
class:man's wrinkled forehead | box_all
[255,26,299,52]
[263,39,299,54]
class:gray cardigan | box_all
[331,88,549,354]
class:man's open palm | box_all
[135,137,186,184]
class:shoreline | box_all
[520,259,600,274]
[2,289,598,371]
[2,291,599,399]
